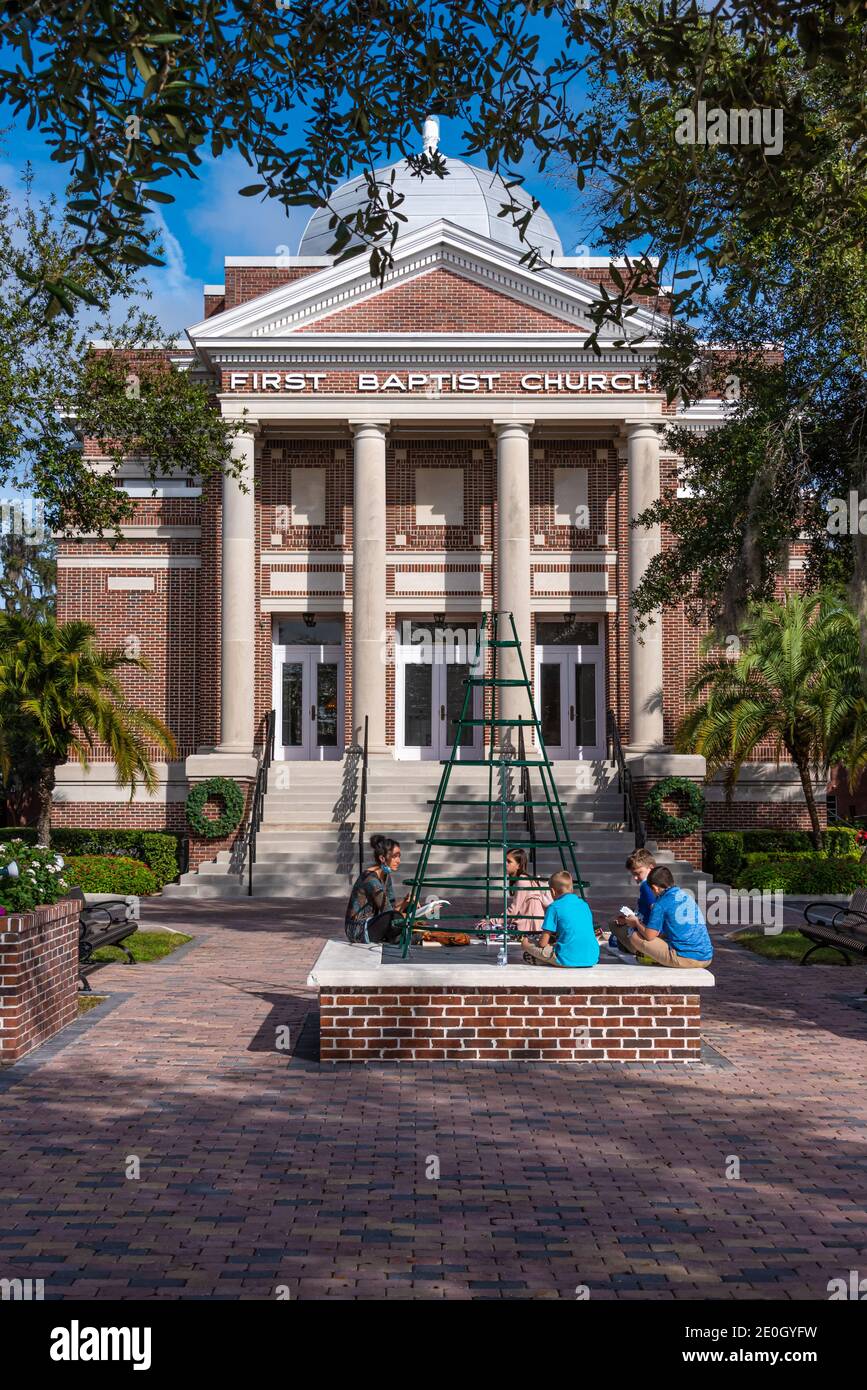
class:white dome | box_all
[298,155,563,260]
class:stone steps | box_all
[163,755,708,900]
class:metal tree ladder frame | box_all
[399,611,587,958]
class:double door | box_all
[273,643,343,760]
[396,620,483,760]
[535,642,606,759]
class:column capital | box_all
[348,419,390,435]
[223,415,261,434]
[623,418,665,437]
[493,419,535,435]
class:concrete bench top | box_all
[307,937,716,989]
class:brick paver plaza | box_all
[1,897,865,1300]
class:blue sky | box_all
[1,108,591,338]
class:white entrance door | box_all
[273,643,344,760]
[535,638,606,759]
[395,619,483,760]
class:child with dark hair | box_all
[344,834,410,944]
[611,865,713,967]
[477,847,552,935]
[606,847,656,952]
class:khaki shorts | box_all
[610,921,711,969]
[521,941,564,967]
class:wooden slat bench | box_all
[802,886,867,983]
[73,887,139,993]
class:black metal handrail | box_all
[517,723,537,876]
[358,714,369,875]
[606,709,646,848]
[247,708,276,896]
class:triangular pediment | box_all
[187,220,663,352]
[293,267,583,335]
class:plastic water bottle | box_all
[497,941,509,967]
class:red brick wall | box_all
[319,984,702,1062]
[0,897,79,1062]
[298,267,585,334]
[51,802,186,831]
[223,264,320,310]
[388,437,492,548]
[704,800,825,832]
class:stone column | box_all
[626,420,665,749]
[351,421,388,753]
[495,420,533,729]
[218,426,257,756]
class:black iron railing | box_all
[358,714,369,875]
[517,724,537,877]
[247,708,276,896]
[606,709,646,848]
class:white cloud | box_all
[183,151,311,261]
[140,211,203,335]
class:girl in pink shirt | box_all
[479,848,553,934]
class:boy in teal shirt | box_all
[521,871,599,968]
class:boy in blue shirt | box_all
[611,866,713,967]
[607,848,656,952]
[521,871,599,968]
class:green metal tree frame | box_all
[399,611,587,958]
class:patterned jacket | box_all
[345,867,395,943]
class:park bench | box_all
[801,886,867,979]
[73,887,139,992]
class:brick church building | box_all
[54,128,821,888]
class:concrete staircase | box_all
[164,756,709,902]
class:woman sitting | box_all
[345,834,410,945]
[478,848,553,935]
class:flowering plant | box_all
[856,829,867,847]
[0,839,71,913]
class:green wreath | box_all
[644,777,705,839]
[185,777,246,839]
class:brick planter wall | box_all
[319,985,702,1062]
[0,897,79,1063]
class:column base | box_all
[626,752,706,778]
[186,750,258,780]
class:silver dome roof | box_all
[298,155,563,260]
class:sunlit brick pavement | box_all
[1,893,865,1300]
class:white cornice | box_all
[225,256,330,267]
[204,337,661,357]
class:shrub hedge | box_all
[704,828,861,882]
[823,827,859,857]
[703,832,744,885]
[0,828,181,887]
[64,855,159,896]
[735,855,867,895]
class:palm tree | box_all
[0,614,176,845]
[676,589,866,849]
